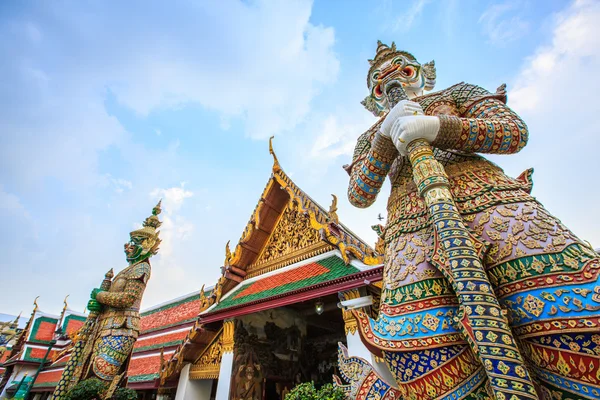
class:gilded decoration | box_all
[340,289,361,336]
[252,200,325,270]
[239,138,382,279]
[189,328,223,380]
[222,320,235,354]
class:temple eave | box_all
[200,264,383,324]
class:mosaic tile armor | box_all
[339,42,600,400]
[91,261,150,380]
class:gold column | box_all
[221,319,235,354]
[340,289,360,335]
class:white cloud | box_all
[310,111,375,160]
[0,186,30,218]
[102,175,133,194]
[142,184,196,306]
[479,1,529,45]
[507,0,600,246]
[100,1,339,139]
[150,184,194,215]
[0,0,339,191]
[0,1,340,313]
[379,0,431,33]
[148,184,193,257]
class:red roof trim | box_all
[1,360,41,368]
[127,381,160,390]
[138,321,195,337]
[130,344,180,357]
[200,266,382,324]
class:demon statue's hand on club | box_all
[337,41,600,400]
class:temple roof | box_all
[126,289,211,387]
[158,141,383,385]
[139,290,207,334]
[214,138,381,298]
[128,352,166,386]
[209,253,360,313]
[0,314,28,329]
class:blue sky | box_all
[1,0,599,316]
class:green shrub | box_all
[285,382,345,400]
[65,378,107,400]
[113,387,138,400]
[315,384,346,400]
[65,379,139,400]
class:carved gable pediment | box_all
[189,329,223,380]
[247,200,331,278]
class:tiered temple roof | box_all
[157,140,383,386]
[0,302,86,394]
[127,289,211,388]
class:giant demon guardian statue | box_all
[336,41,600,400]
[51,202,162,400]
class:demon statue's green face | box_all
[124,234,147,263]
[362,41,436,117]
[124,201,162,264]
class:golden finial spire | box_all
[57,295,69,331]
[328,194,339,224]
[33,296,39,313]
[159,346,165,372]
[224,240,232,266]
[269,136,280,172]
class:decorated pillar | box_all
[215,319,235,400]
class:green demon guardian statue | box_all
[51,202,161,399]
[336,41,600,400]
[87,201,161,381]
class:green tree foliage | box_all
[285,382,345,400]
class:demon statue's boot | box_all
[337,41,600,400]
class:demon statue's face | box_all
[370,54,424,105]
[361,41,436,117]
[124,234,148,263]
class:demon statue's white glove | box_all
[379,100,424,138]
[389,115,440,156]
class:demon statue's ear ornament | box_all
[423,60,436,92]
[361,95,383,117]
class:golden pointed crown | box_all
[130,200,162,237]
[130,200,162,255]
[367,40,417,85]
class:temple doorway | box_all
[230,293,345,400]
